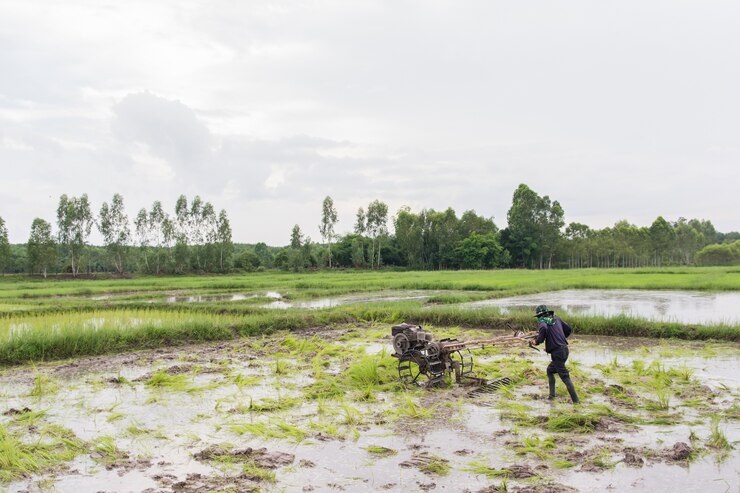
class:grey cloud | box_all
[112,92,211,167]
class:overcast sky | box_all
[2,1,739,246]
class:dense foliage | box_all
[0,184,738,275]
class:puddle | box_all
[263,290,439,309]
[463,289,740,325]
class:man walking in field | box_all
[529,304,580,404]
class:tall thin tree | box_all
[319,196,338,268]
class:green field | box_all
[0,267,738,364]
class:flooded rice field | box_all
[464,290,740,325]
[1,325,737,493]
[141,287,740,327]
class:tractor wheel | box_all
[398,350,444,388]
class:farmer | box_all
[529,304,580,403]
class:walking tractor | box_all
[390,323,538,388]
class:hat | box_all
[534,305,554,317]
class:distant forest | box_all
[1,183,739,276]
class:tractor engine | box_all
[391,323,437,356]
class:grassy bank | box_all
[0,303,737,365]
[1,266,739,301]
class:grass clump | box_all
[707,417,733,451]
[29,373,58,397]
[390,395,436,420]
[514,435,555,460]
[365,445,397,457]
[463,460,511,478]
[145,370,195,392]
[89,435,127,465]
[230,420,307,443]
[0,422,85,482]
[242,460,277,482]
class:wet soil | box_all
[1,325,738,492]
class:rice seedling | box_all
[245,396,300,413]
[645,389,671,411]
[707,417,732,451]
[514,435,555,460]
[418,454,451,476]
[340,403,364,426]
[688,429,700,445]
[106,412,126,423]
[274,358,290,375]
[227,372,261,389]
[365,445,397,457]
[589,446,616,469]
[553,458,576,469]
[308,420,342,439]
[0,422,85,482]
[145,370,196,392]
[230,419,307,443]
[242,460,277,482]
[390,394,436,420]
[125,423,153,437]
[89,435,126,465]
[10,409,47,427]
[29,373,58,397]
[462,460,511,478]
[279,334,321,355]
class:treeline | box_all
[2,193,233,276]
[1,184,739,276]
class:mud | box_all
[1,326,738,492]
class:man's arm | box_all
[561,318,573,338]
[533,323,547,345]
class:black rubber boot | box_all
[548,374,556,399]
[562,376,579,404]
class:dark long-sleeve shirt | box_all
[534,316,572,353]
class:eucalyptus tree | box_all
[195,200,216,271]
[135,201,172,274]
[173,195,191,273]
[56,194,93,276]
[0,216,10,273]
[27,218,57,277]
[98,193,130,274]
[673,218,703,265]
[649,216,675,266]
[429,208,460,269]
[134,208,153,272]
[564,222,590,268]
[215,209,233,272]
[366,200,388,268]
[354,207,366,235]
[290,224,303,249]
[319,196,338,268]
[394,206,424,269]
[689,218,717,246]
[536,196,564,269]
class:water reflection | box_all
[160,292,282,303]
[464,289,740,324]
[264,291,433,309]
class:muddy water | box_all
[264,290,439,309]
[1,329,738,493]
[465,289,740,324]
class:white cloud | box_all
[0,0,739,246]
